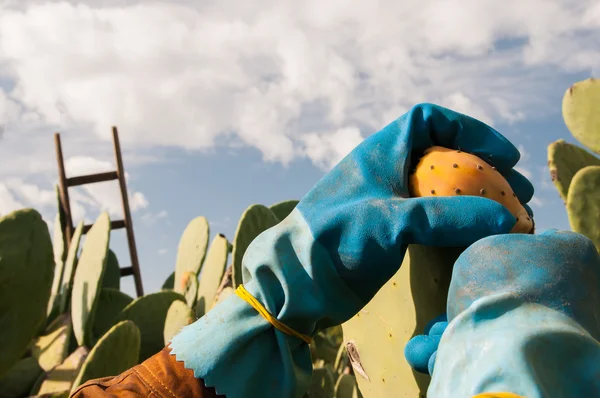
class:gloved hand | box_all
[405,313,448,375]
[428,230,600,398]
[169,103,534,398]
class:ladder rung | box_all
[120,266,134,276]
[67,171,118,187]
[82,219,126,234]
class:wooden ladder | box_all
[54,126,144,297]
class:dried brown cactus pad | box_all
[409,146,534,234]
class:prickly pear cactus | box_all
[32,314,71,371]
[305,366,336,398]
[70,320,140,393]
[0,209,54,378]
[566,166,600,252]
[311,326,344,366]
[164,300,195,344]
[112,291,185,361]
[58,221,84,314]
[182,271,198,308]
[334,374,363,398]
[562,77,600,154]
[232,204,280,287]
[174,216,210,295]
[0,356,43,398]
[71,213,111,348]
[196,233,230,317]
[92,288,134,340]
[548,139,600,202]
[547,78,600,252]
[269,199,299,221]
[101,249,121,289]
[342,245,464,398]
[35,346,89,395]
[409,146,533,234]
[47,186,68,321]
[162,271,175,290]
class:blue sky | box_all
[0,0,599,298]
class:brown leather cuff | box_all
[70,345,224,397]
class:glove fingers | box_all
[400,196,516,247]
[407,104,521,172]
[504,169,535,205]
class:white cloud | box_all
[517,144,530,163]
[0,0,598,174]
[141,209,168,225]
[158,248,168,255]
[0,183,25,215]
[301,126,365,171]
[530,196,545,208]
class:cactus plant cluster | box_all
[0,195,360,397]
[548,77,600,253]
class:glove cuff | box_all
[169,208,364,398]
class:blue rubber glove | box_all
[405,314,448,375]
[428,230,600,397]
[169,103,534,398]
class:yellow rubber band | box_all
[472,393,526,398]
[235,285,312,344]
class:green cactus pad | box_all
[164,300,195,345]
[0,209,54,378]
[214,286,234,306]
[547,139,600,202]
[28,370,46,396]
[333,342,349,376]
[334,374,363,398]
[113,291,185,361]
[70,320,140,392]
[311,326,344,366]
[36,346,89,395]
[174,216,210,294]
[47,187,69,322]
[232,205,280,287]
[182,272,198,308]
[162,271,175,290]
[342,245,463,398]
[566,165,600,252]
[101,249,121,289]
[0,356,43,398]
[71,213,111,348]
[58,221,84,314]
[562,78,600,154]
[196,234,230,317]
[92,288,134,340]
[32,314,71,371]
[269,199,299,221]
[305,366,335,398]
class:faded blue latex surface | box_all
[428,230,600,397]
[169,103,535,398]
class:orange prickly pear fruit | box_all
[409,146,534,234]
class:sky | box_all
[0,0,599,298]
